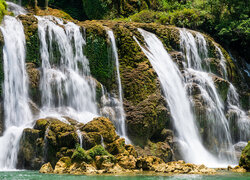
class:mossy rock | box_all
[83,23,117,92]
[239,141,250,171]
[82,117,118,144]
[106,138,127,155]
[19,14,41,66]
[17,128,44,169]
[71,144,92,163]
[87,145,112,159]
[212,75,230,102]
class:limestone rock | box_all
[136,156,163,170]
[54,157,71,174]
[39,162,53,173]
[116,154,136,169]
[82,117,118,145]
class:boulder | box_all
[39,162,53,173]
[54,157,71,174]
[82,117,118,145]
[136,156,163,170]
[116,154,136,169]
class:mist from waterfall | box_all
[0,15,32,170]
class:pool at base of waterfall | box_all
[0,171,249,180]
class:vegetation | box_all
[88,145,112,159]
[71,144,92,163]
[0,0,7,23]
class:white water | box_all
[76,129,83,148]
[227,84,250,142]
[107,30,130,144]
[179,28,239,166]
[0,16,32,170]
[185,69,236,164]
[215,45,228,79]
[6,2,27,16]
[36,16,98,124]
[135,28,224,167]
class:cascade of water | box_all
[179,28,237,165]
[76,130,83,148]
[107,30,130,144]
[0,16,32,170]
[36,16,98,123]
[135,28,224,167]
[215,45,228,79]
[195,33,208,60]
[227,84,250,142]
[6,2,27,16]
[185,69,236,163]
[179,29,203,70]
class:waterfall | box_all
[215,45,228,79]
[0,16,32,170]
[36,16,98,123]
[106,30,130,143]
[76,130,83,148]
[6,2,27,16]
[179,28,241,165]
[227,84,250,142]
[135,28,225,167]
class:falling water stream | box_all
[36,16,98,124]
[0,15,32,170]
[135,28,224,167]
[107,30,130,143]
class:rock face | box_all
[0,13,246,172]
[17,116,135,170]
[239,141,250,171]
[39,162,53,173]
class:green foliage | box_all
[82,0,109,19]
[0,0,7,23]
[71,144,92,163]
[166,8,207,29]
[88,145,111,159]
[48,0,87,20]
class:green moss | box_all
[88,145,111,159]
[0,0,7,23]
[84,26,116,92]
[239,141,250,171]
[71,144,92,163]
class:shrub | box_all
[71,144,92,163]
[88,145,111,159]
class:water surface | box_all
[0,171,250,180]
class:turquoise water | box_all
[0,171,250,180]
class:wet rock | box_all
[82,117,118,145]
[39,162,53,173]
[54,157,71,174]
[116,154,136,169]
[136,156,163,170]
[95,155,115,170]
[230,165,247,173]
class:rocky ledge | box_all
[40,158,216,175]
